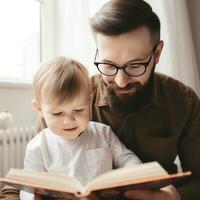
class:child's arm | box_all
[109,129,141,168]
[20,138,45,200]
[20,190,35,200]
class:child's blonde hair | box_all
[33,56,90,105]
[33,57,90,131]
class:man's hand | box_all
[124,185,181,200]
[34,194,42,200]
[33,193,100,200]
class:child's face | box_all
[40,93,90,140]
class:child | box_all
[20,57,141,200]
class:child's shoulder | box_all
[88,121,111,131]
[87,121,114,139]
[26,128,49,149]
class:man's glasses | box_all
[94,45,157,77]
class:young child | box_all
[20,57,141,200]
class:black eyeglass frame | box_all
[94,44,158,77]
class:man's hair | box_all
[33,56,90,105]
[90,0,160,46]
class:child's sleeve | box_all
[20,136,45,200]
[108,128,141,168]
[23,140,45,171]
[20,190,34,200]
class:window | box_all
[0,0,41,82]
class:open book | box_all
[0,162,191,200]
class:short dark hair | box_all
[90,0,160,46]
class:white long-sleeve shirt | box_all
[20,121,141,199]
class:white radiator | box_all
[0,126,37,178]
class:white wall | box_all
[0,82,37,127]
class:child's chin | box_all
[62,134,79,140]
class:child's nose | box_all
[63,114,75,124]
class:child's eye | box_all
[52,112,62,116]
[74,109,84,112]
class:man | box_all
[89,0,200,200]
[0,0,199,200]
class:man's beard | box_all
[106,68,155,115]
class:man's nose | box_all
[114,69,131,88]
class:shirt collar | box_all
[94,73,165,108]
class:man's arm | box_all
[122,88,200,200]
[124,185,181,200]
[174,89,200,199]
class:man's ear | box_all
[154,40,164,64]
[31,99,42,112]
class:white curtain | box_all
[147,0,200,97]
[54,0,98,75]
[53,0,200,96]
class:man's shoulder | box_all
[155,73,200,113]
[155,73,185,88]
[155,73,195,95]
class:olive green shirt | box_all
[90,73,200,200]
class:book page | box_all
[5,169,83,193]
[84,162,167,192]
